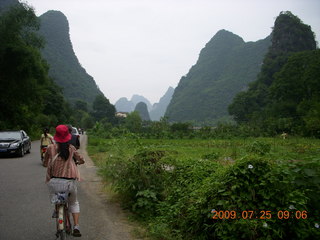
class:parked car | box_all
[0,130,31,157]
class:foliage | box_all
[88,136,320,239]
[38,10,103,106]
[246,140,271,155]
[124,111,142,133]
[92,94,116,123]
[165,29,270,123]
[229,12,318,137]
[0,3,71,135]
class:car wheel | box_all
[19,146,24,157]
[26,143,31,153]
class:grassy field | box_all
[88,137,320,165]
[87,136,320,240]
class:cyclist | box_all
[44,124,85,237]
[40,128,53,159]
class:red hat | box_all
[54,125,71,143]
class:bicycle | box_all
[41,145,48,164]
[52,191,72,240]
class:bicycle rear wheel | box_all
[57,205,67,239]
[60,231,67,240]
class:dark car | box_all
[0,130,31,157]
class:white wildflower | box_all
[263,222,268,228]
[248,164,254,169]
[289,205,295,210]
[315,223,319,229]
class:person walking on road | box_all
[67,125,80,149]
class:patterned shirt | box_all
[43,143,85,183]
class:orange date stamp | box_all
[211,210,308,220]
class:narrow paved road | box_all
[0,134,135,240]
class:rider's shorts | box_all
[47,178,80,213]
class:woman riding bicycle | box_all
[40,127,53,161]
[43,124,85,237]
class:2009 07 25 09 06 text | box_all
[211,210,308,220]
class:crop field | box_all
[88,136,320,239]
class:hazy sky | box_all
[25,0,320,104]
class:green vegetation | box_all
[88,134,320,239]
[2,2,319,239]
[38,10,103,106]
[165,29,270,124]
[0,3,69,136]
[92,94,116,123]
[0,3,114,138]
[229,12,319,137]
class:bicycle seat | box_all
[51,191,69,204]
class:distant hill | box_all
[229,11,318,136]
[165,29,271,124]
[115,97,135,112]
[131,95,152,111]
[115,94,152,112]
[38,10,103,106]
[150,87,174,121]
[134,102,151,121]
[0,0,18,11]
[115,88,174,121]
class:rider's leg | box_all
[72,213,80,225]
[68,180,81,227]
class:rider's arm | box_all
[74,150,85,165]
[48,134,54,144]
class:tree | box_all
[269,50,320,135]
[229,11,317,135]
[0,3,75,132]
[125,111,142,133]
[92,94,116,123]
[74,100,88,112]
[0,3,48,129]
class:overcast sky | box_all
[25,0,320,104]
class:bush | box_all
[101,147,172,218]
[152,156,320,239]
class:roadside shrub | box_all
[152,156,320,239]
[102,148,172,218]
